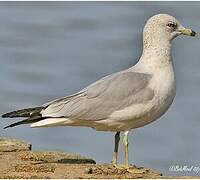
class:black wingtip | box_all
[3,125,11,129]
[3,116,44,130]
[2,112,16,118]
[2,111,21,118]
[3,121,20,129]
[2,114,9,118]
[4,122,21,129]
[2,107,44,118]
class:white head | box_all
[143,14,196,49]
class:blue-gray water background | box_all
[0,2,200,176]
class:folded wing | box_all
[41,71,154,121]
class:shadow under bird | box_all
[2,14,197,172]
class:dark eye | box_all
[167,22,177,28]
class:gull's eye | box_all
[167,22,177,29]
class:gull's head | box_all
[143,14,197,48]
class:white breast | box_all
[101,62,176,131]
[148,63,176,120]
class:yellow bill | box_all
[179,28,197,37]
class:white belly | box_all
[95,92,175,131]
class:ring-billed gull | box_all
[2,14,197,171]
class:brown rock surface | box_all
[0,137,31,152]
[0,137,198,179]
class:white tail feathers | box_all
[30,118,70,128]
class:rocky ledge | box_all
[0,137,198,179]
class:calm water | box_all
[0,2,200,176]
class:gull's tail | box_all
[2,106,45,129]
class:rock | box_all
[0,137,31,152]
[14,163,56,173]
[85,167,93,174]
[18,151,96,164]
[0,137,198,179]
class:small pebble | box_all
[85,167,93,174]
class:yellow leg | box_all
[112,132,128,169]
[123,131,129,168]
[112,132,120,166]
[123,131,138,173]
[112,131,137,173]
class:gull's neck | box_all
[132,40,174,73]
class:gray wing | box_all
[41,71,154,120]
